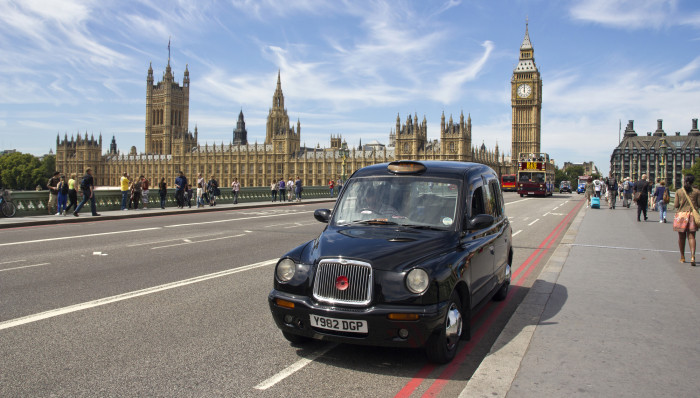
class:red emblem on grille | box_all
[335,275,349,290]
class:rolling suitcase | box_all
[591,196,600,209]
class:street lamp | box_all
[339,141,350,183]
[659,138,667,185]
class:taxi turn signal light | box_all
[387,313,419,321]
[275,298,295,309]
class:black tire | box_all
[493,263,511,301]
[425,291,463,364]
[519,193,523,197]
[1,201,16,218]
[282,331,311,345]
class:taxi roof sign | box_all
[387,161,427,174]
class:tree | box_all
[0,152,55,190]
[682,160,700,190]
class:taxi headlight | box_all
[406,268,429,294]
[276,259,296,282]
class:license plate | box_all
[310,315,368,333]
[528,192,535,194]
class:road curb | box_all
[0,199,336,229]
[459,200,587,398]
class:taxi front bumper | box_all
[268,290,448,348]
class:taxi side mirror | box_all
[465,214,495,230]
[314,209,331,223]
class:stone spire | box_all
[521,18,532,50]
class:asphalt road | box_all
[0,192,582,397]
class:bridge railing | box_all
[3,186,334,217]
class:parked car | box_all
[267,161,513,363]
[559,181,572,193]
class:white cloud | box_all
[570,0,680,29]
[432,41,494,103]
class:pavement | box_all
[0,196,337,229]
[462,198,700,397]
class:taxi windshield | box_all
[332,177,460,230]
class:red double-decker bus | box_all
[501,174,516,191]
[516,152,555,197]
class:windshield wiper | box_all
[351,219,399,225]
[400,224,447,231]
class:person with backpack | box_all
[207,175,219,206]
[65,173,78,214]
[606,176,618,209]
[158,178,167,209]
[278,178,286,202]
[673,174,700,266]
[653,180,669,223]
[622,177,633,208]
[175,171,187,208]
[47,171,60,215]
[231,177,240,205]
[131,175,143,209]
[633,174,650,222]
[56,175,68,216]
[295,175,303,202]
[73,167,100,217]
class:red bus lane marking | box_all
[394,199,583,398]
[419,199,583,397]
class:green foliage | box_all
[0,153,56,190]
[682,160,700,188]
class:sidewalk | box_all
[463,198,700,397]
[0,197,336,229]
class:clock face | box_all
[517,84,532,98]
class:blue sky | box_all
[1,0,699,175]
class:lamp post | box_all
[340,142,350,183]
[659,138,667,185]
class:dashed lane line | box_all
[0,263,50,272]
[254,343,339,390]
[0,259,277,331]
[165,211,312,228]
[151,234,246,250]
[512,230,523,237]
[0,227,162,247]
[528,218,540,226]
[0,259,26,265]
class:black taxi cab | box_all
[267,161,512,363]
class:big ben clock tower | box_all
[511,21,542,162]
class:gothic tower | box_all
[511,21,542,161]
[395,113,427,159]
[265,71,300,154]
[233,109,248,145]
[145,56,192,155]
[440,111,472,161]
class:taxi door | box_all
[465,179,498,306]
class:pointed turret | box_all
[520,19,532,50]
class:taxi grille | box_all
[312,260,372,306]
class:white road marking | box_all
[512,230,522,237]
[151,234,246,250]
[0,262,51,273]
[0,227,162,248]
[128,232,224,247]
[542,212,550,217]
[165,211,311,228]
[254,343,339,390]
[505,198,530,206]
[0,259,277,331]
[528,219,539,226]
[0,259,26,265]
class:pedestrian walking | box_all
[73,167,100,217]
[329,179,335,197]
[278,178,286,202]
[653,180,668,223]
[584,177,594,208]
[231,177,240,204]
[131,175,143,209]
[337,176,343,195]
[271,179,278,202]
[196,173,204,208]
[673,174,700,266]
[47,171,60,215]
[141,176,149,209]
[622,177,633,208]
[158,178,167,209]
[287,177,294,201]
[295,176,303,202]
[65,173,78,214]
[634,174,650,222]
[606,176,618,209]
[175,171,187,208]
[56,175,68,216]
[120,172,130,210]
[594,179,602,198]
[208,175,219,206]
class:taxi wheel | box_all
[282,331,311,346]
[425,291,462,364]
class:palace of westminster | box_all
[56,26,545,188]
